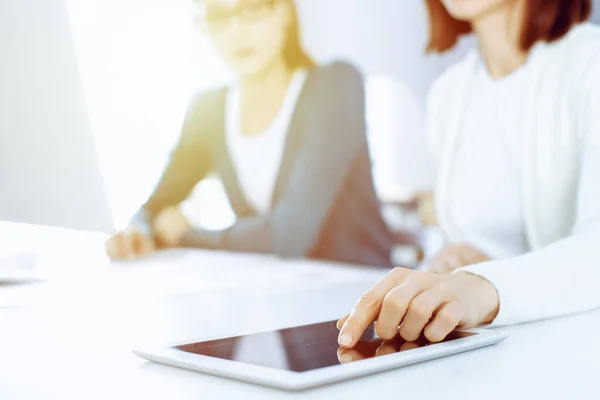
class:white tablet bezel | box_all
[133,327,508,391]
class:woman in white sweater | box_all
[337,0,600,352]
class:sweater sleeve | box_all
[181,62,366,257]
[129,93,214,234]
[458,54,600,327]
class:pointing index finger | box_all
[338,268,409,348]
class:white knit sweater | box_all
[428,23,600,326]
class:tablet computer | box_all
[133,320,508,391]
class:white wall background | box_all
[0,0,113,232]
[64,0,201,228]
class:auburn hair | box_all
[425,0,593,53]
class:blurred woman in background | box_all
[105,0,393,266]
[338,0,600,352]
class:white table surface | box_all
[1,222,599,399]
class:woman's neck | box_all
[240,56,294,103]
[237,56,296,137]
[472,0,528,79]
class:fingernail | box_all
[339,353,354,363]
[338,333,353,347]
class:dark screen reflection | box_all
[174,321,476,372]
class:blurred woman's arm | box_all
[130,93,214,235]
[106,93,213,259]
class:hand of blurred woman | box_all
[429,244,490,274]
[337,267,499,348]
[152,206,191,248]
[105,229,155,260]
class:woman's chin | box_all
[444,7,484,22]
[442,0,509,22]
[229,58,271,78]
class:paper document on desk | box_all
[0,252,43,284]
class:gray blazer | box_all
[133,61,394,267]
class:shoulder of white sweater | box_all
[552,22,600,53]
[539,23,600,112]
[534,22,600,68]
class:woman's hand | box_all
[105,229,155,260]
[152,206,191,248]
[429,243,490,274]
[337,268,499,348]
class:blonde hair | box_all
[282,0,316,68]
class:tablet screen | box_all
[173,321,476,372]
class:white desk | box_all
[1,222,599,399]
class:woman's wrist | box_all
[455,271,500,325]
[152,207,191,247]
[472,273,500,324]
